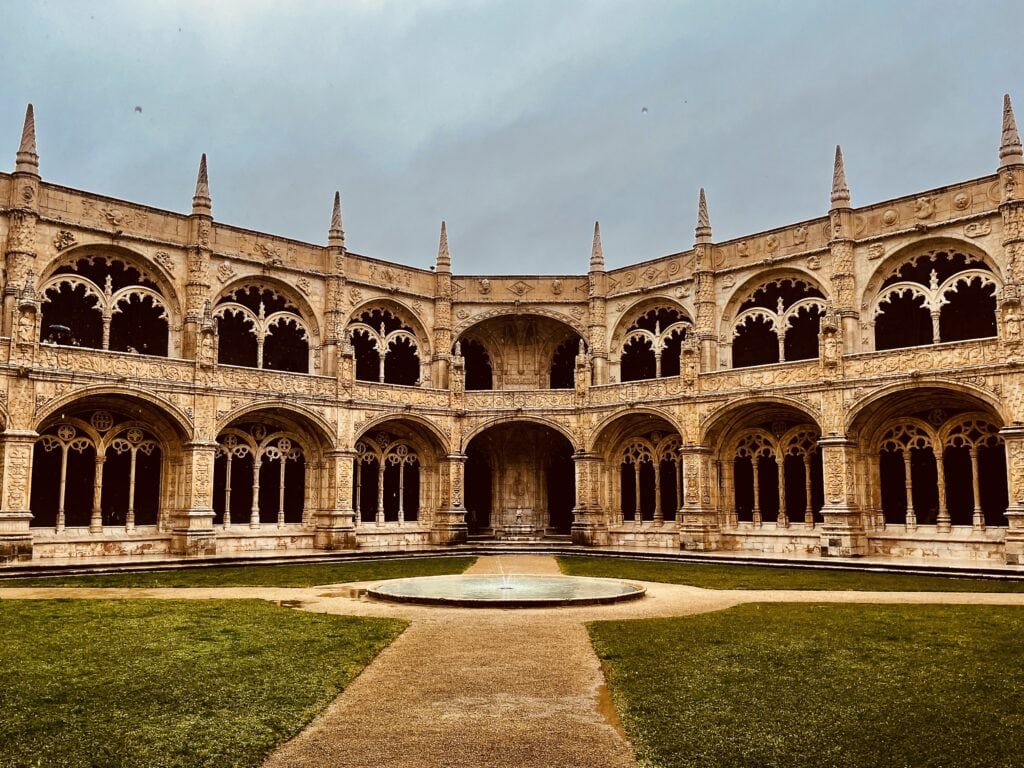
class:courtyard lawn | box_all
[0,599,405,768]
[557,555,1024,592]
[0,555,476,588]
[590,604,1024,768]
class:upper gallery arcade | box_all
[2,95,1024,565]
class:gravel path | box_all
[5,555,1024,767]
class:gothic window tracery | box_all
[875,413,1007,529]
[732,278,826,368]
[213,424,307,527]
[40,255,170,355]
[214,286,310,372]
[618,432,683,524]
[349,308,420,385]
[872,249,998,350]
[728,425,823,527]
[619,308,691,382]
[30,410,163,531]
[352,431,421,525]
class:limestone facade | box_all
[4,98,1024,564]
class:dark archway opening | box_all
[784,306,824,362]
[550,337,581,390]
[940,278,997,343]
[460,338,493,391]
[41,283,103,348]
[384,336,420,385]
[875,293,932,350]
[109,294,169,356]
[217,311,258,367]
[264,319,309,373]
[620,337,655,381]
[733,316,778,368]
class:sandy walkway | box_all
[5,555,1024,767]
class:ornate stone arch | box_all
[34,385,193,442]
[214,399,336,449]
[587,406,685,453]
[356,413,450,456]
[700,394,823,448]
[349,297,432,357]
[453,306,586,339]
[462,414,578,452]
[609,296,693,352]
[38,243,184,322]
[718,268,830,342]
[844,379,1009,437]
[215,276,322,344]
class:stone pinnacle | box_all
[436,220,451,271]
[695,187,712,243]
[192,153,212,215]
[328,191,345,246]
[831,144,851,207]
[15,103,39,175]
[590,221,604,270]
[1000,93,1023,168]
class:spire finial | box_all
[328,191,345,247]
[695,187,712,244]
[830,144,851,207]
[436,220,451,272]
[192,153,212,216]
[590,221,604,270]
[15,103,39,175]
[1001,93,1023,168]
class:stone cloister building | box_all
[3,97,1024,565]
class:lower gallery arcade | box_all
[9,382,1017,564]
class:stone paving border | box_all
[5,556,1024,767]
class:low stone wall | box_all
[721,525,821,555]
[868,527,1005,561]
[608,525,680,548]
[32,527,172,559]
[214,527,316,553]
[354,528,433,549]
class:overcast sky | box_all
[3,0,1024,273]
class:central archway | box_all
[464,422,575,537]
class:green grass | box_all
[590,604,1024,768]
[558,555,1024,592]
[0,599,406,768]
[0,556,476,588]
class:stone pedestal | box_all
[818,436,867,557]
[169,510,217,556]
[0,511,33,561]
[431,508,468,545]
[314,509,357,550]
[678,448,721,551]
[1004,510,1024,564]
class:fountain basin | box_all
[367,574,646,608]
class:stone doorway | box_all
[464,422,575,539]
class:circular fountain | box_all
[367,574,646,608]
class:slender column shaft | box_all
[102,314,111,350]
[398,462,406,525]
[803,455,814,527]
[90,455,105,533]
[126,449,137,531]
[653,460,663,524]
[752,456,762,527]
[278,458,286,527]
[937,449,951,532]
[970,447,985,530]
[250,458,262,528]
[223,455,232,527]
[777,456,788,527]
[675,460,683,526]
[354,461,361,525]
[376,461,385,526]
[256,337,264,369]
[930,310,941,343]
[654,350,662,379]
[722,460,736,528]
[903,449,917,530]
[777,332,786,363]
[56,446,68,532]
[378,350,386,383]
[633,462,641,523]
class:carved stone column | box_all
[431,452,468,545]
[999,426,1024,564]
[169,440,217,556]
[818,435,867,556]
[678,447,721,551]
[0,430,36,562]
[314,448,357,550]
[571,452,607,545]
